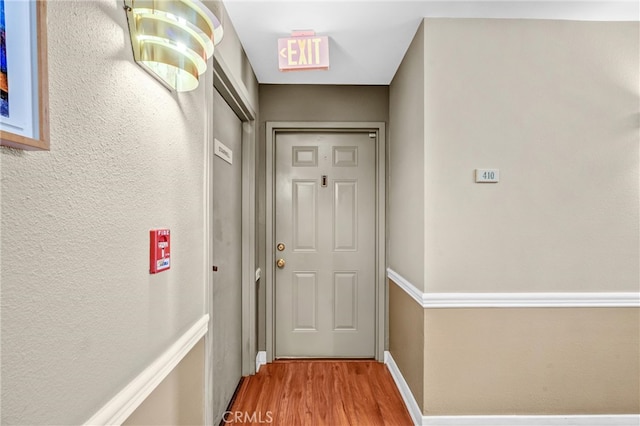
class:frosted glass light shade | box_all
[124,0,223,92]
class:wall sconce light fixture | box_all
[124,0,223,92]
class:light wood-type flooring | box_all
[224,359,413,425]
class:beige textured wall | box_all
[257,84,389,350]
[422,18,639,293]
[423,308,640,415]
[0,1,257,424]
[388,17,640,418]
[389,280,425,412]
[388,22,426,292]
[1,1,208,424]
[124,339,205,426]
[258,85,389,122]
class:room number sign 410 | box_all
[475,169,499,183]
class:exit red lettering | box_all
[278,35,329,71]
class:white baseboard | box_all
[384,351,423,425]
[386,268,640,308]
[422,415,640,425]
[84,315,209,426]
[255,350,267,373]
[384,351,639,426]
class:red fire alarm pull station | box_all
[150,229,171,274]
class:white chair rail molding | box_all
[386,268,640,308]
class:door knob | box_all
[276,258,286,269]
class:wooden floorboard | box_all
[225,360,413,425]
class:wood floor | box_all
[225,359,413,425]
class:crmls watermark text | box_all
[222,411,274,424]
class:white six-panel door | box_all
[275,131,376,357]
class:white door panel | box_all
[275,131,376,358]
[210,89,243,421]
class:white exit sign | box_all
[475,169,499,183]
[278,33,329,71]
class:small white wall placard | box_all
[475,169,499,183]
[214,139,233,165]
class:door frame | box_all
[266,121,386,362]
[204,53,257,426]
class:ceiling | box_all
[222,1,639,86]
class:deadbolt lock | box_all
[277,243,285,252]
[276,258,286,269]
